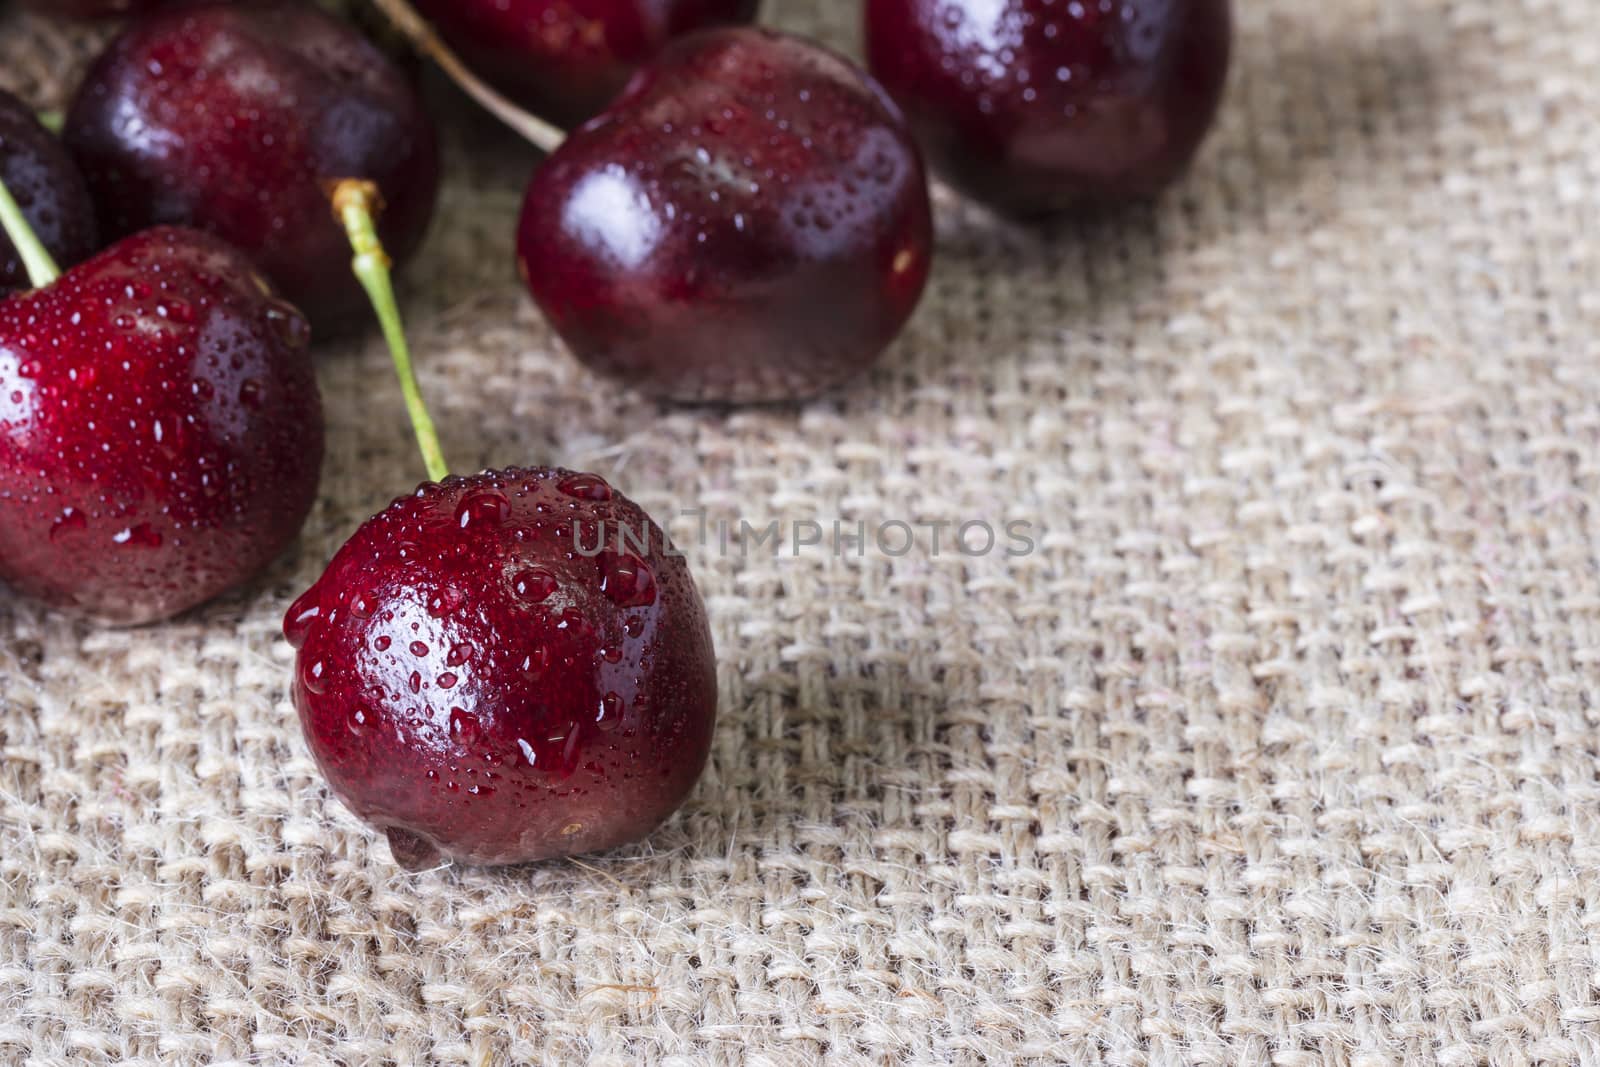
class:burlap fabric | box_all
[4,0,1599,1063]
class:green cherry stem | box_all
[35,110,64,135]
[0,174,61,290]
[331,179,449,484]
[366,0,564,153]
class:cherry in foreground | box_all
[517,27,933,403]
[865,0,1232,215]
[287,468,717,868]
[0,225,323,625]
[64,0,439,333]
[406,0,759,127]
[286,182,716,868]
[0,90,97,295]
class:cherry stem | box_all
[0,174,60,290]
[36,110,64,135]
[331,179,450,484]
[367,0,565,154]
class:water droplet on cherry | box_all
[598,551,657,607]
[558,473,612,502]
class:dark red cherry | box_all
[0,228,324,625]
[865,0,1232,215]
[285,468,717,869]
[63,1,439,333]
[0,91,98,295]
[517,27,933,404]
[408,0,759,127]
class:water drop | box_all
[512,568,557,602]
[446,642,470,667]
[596,692,624,730]
[112,523,163,549]
[598,552,657,607]
[449,708,480,745]
[426,586,462,618]
[302,659,328,695]
[455,488,510,529]
[237,379,264,409]
[557,473,612,501]
[409,640,429,658]
[265,299,311,348]
[284,591,321,649]
[437,671,458,690]
[374,634,392,652]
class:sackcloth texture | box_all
[3,0,1600,1063]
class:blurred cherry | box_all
[866,0,1232,214]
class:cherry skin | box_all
[865,0,1232,215]
[408,0,759,128]
[517,27,933,404]
[0,91,98,295]
[63,1,439,333]
[0,228,324,625]
[285,468,717,869]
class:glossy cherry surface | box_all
[517,27,933,404]
[286,468,717,869]
[410,0,759,128]
[0,228,324,625]
[0,90,98,295]
[64,1,439,333]
[865,0,1232,214]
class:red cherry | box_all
[285,468,717,869]
[0,91,98,295]
[865,0,1232,215]
[516,27,933,403]
[407,0,758,127]
[0,227,324,625]
[63,1,440,333]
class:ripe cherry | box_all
[63,1,439,333]
[286,467,717,868]
[0,191,324,625]
[288,184,717,867]
[406,0,759,127]
[0,90,97,295]
[515,27,934,403]
[865,0,1232,215]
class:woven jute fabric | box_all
[4,0,1599,1063]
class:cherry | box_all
[406,0,759,128]
[286,467,717,868]
[62,1,439,333]
[0,91,97,296]
[286,183,716,867]
[515,27,934,403]
[865,0,1232,215]
[0,193,324,624]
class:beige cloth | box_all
[4,1,1600,1063]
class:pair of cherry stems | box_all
[0,0,562,489]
